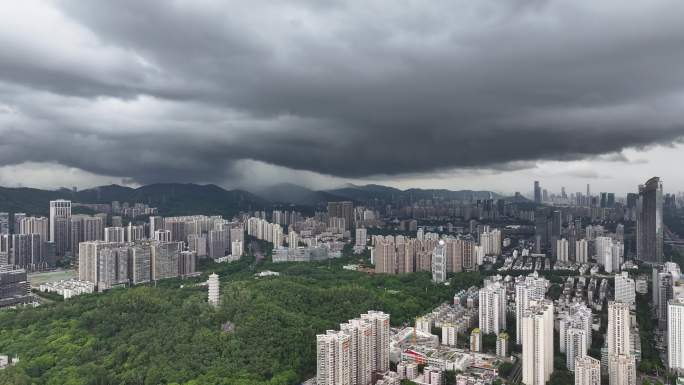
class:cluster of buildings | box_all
[371,226,502,283]
[247,216,347,263]
[315,311,390,385]
[38,279,95,299]
[78,240,199,291]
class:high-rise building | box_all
[154,229,172,243]
[361,310,390,373]
[0,213,8,235]
[49,200,71,256]
[152,242,182,280]
[442,324,457,346]
[522,300,554,385]
[97,245,130,290]
[432,240,447,283]
[18,216,49,240]
[374,236,397,275]
[607,302,631,356]
[316,311,390,385]
[207,273,220,307]
[317,331,351,385]
[575,356,601,385]
[78,241,127,289]
[149,216,164,237]
[614,273,636,307]
[340,319,372,385]
[607,355,636,385]
[552,210,562,239]
[355,228,367,248]
[130,243,152,284]
[479,281,506,335]
[480,229,502,256]
[566,328,588,371]
[515,273,548,344]
[668,297,684,373]
[534,181,542,204]
[607,301,635,385]
[327,201,354,230]
[126,223,145,242]
[13,213,26,234]
[637,177,663,263]
[0,265,31,308]
[104,227,125,243]
[178,250,197,277]
[556,238,569,262]
[576,239,589,263]
[8,233,45,270]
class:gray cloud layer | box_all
[1,0,684,185]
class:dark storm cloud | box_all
[1,0,684,184]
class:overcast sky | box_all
[1,0,684,196]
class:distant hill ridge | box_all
[0,183,266,217]
[0,182,506,217]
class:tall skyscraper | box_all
[522,300,554,385]
[552,210,562,239]
[637,177,663,263]
[575,356,601,385]
[534,181,542,204]
[49,200,72,256]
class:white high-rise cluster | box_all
[515,273,548,344]
[317,311,390,385]
[559,303,592,371]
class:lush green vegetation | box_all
[636,293,665,375]
[0,254,483,385]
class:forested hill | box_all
[0,255,482,385]
[0,183,268,217]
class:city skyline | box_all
[2,2,684,193]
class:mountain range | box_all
[0,182,506,217]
